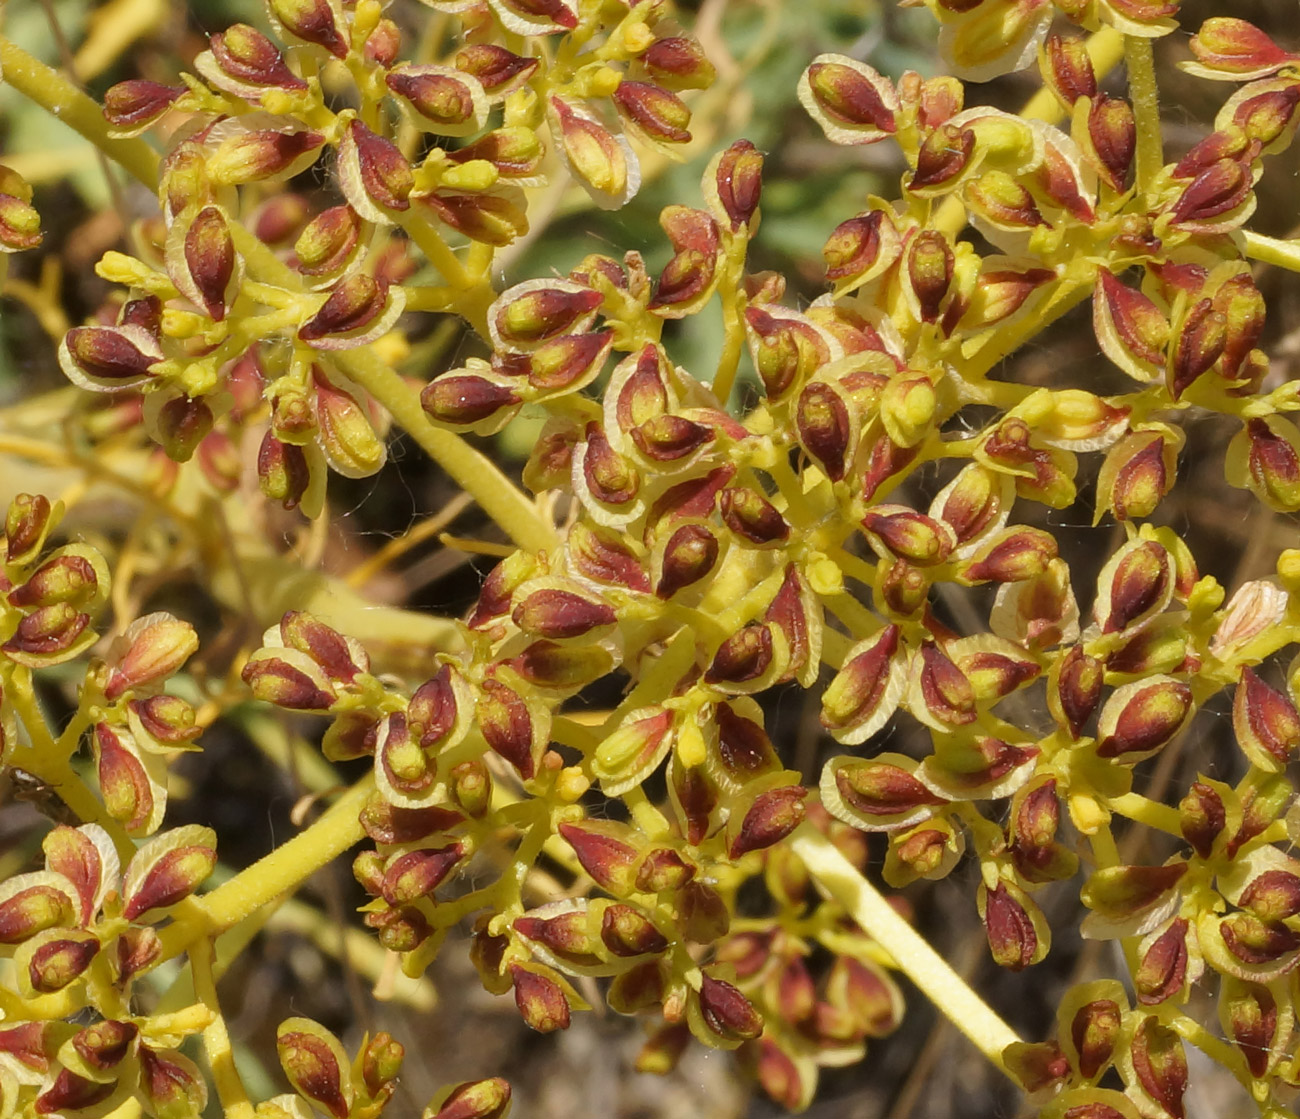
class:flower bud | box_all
[1221,981,1280,1079]
[558,820,640,895]
[102,80,184,132]
[729,786,807,858]
[25,930,100,992]
[122,826,217,919]
[1188,18,1299,79]
[1129,1017,1187,1119]
[743,307,831,401]
[5,492,56,565]
[450,127,544,180]
[60,325,161,390]
[881,561,929,617]
[209,24,307,92]
[832,756,945,825]
[796,381,854,481]
[1042,33,1097,106]
[490,280,603,350]
[425,1078,512,1119]
[153,394,214,463]
[242,650,336,710]
[299,273,392,343]
[1231,83,1300,150]
[1096,677,1193,762]
[8,553,98,609]
[549,96,638,209]
[0,879,73,943]
[338,120,413,221]
[512,586,616,640]
[643,37,716,91]
[697,974,762,1043]
[1094,538,1173,635]
[421,371,521,430]
[455,44,538,98]
[205,126,326,186]
[267,0,348,57]
[1176,780,1226,859]
[862,506,955,567]
[601,904,669,957]
[823,209,900,290]
[705,624,774,687]
[1169,159,1251,227]
[966,170,1044,229]
[910,124,975,192]
[363,1033,407,1098]
[1096,430,1176,521]
[880,375,938,448]
[105,612,199,700]
[656,523,719,598]
[34,1071,116,1114]
[493,0,577,34]
[800,56,898,143]
[424,187,530,247]
[1003,1042,1069,1094]
[718,487,788,546]
[980,882,1044,971]
[613,81,691,144]
[1227,416,1300,512]
[72,1019,138,1072]
[821,625,903,744]
[649,206,721,315]
[115,925,161,984]
[1233,667,1300,771]
[478,679,543,779]
[388,66,489,134]
[295,206,362,278]
[382,842,465,905]
[3,603,92,665]
[277,1019,352,1118]
[1093,270,1169,382]
[1086,95,1136,191]
[510,964,571,1033]
[257,433,311,510]
[1134,918,1190,1004]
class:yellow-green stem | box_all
[1240,229,1300,272]
[191,937,256,1119]
[334,347,557,554]
[790,823,1021,1077]
[1124,35,1163,198]
[159,773,375,960]
[0,36,160,188]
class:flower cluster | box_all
[6,0,1300,1115]
[59,0,716,514]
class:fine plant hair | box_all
[3,1,1300,1118]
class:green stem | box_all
[191,937,256,1119]
[158,773,375,959]
[711,244,749,407]
[1124,35,1163,198]
[1239,229,1300,272]
[0,36,160,189]
[334,347,557,555]
[789,824,1021,1077]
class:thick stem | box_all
[0,36,160,188]
[192,937,256,1119]
[790,824,1022,1077]
[159,773,376,960]
[1240,229,1300,272]
[1124,35,1163,198]
[334,347,557,554]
